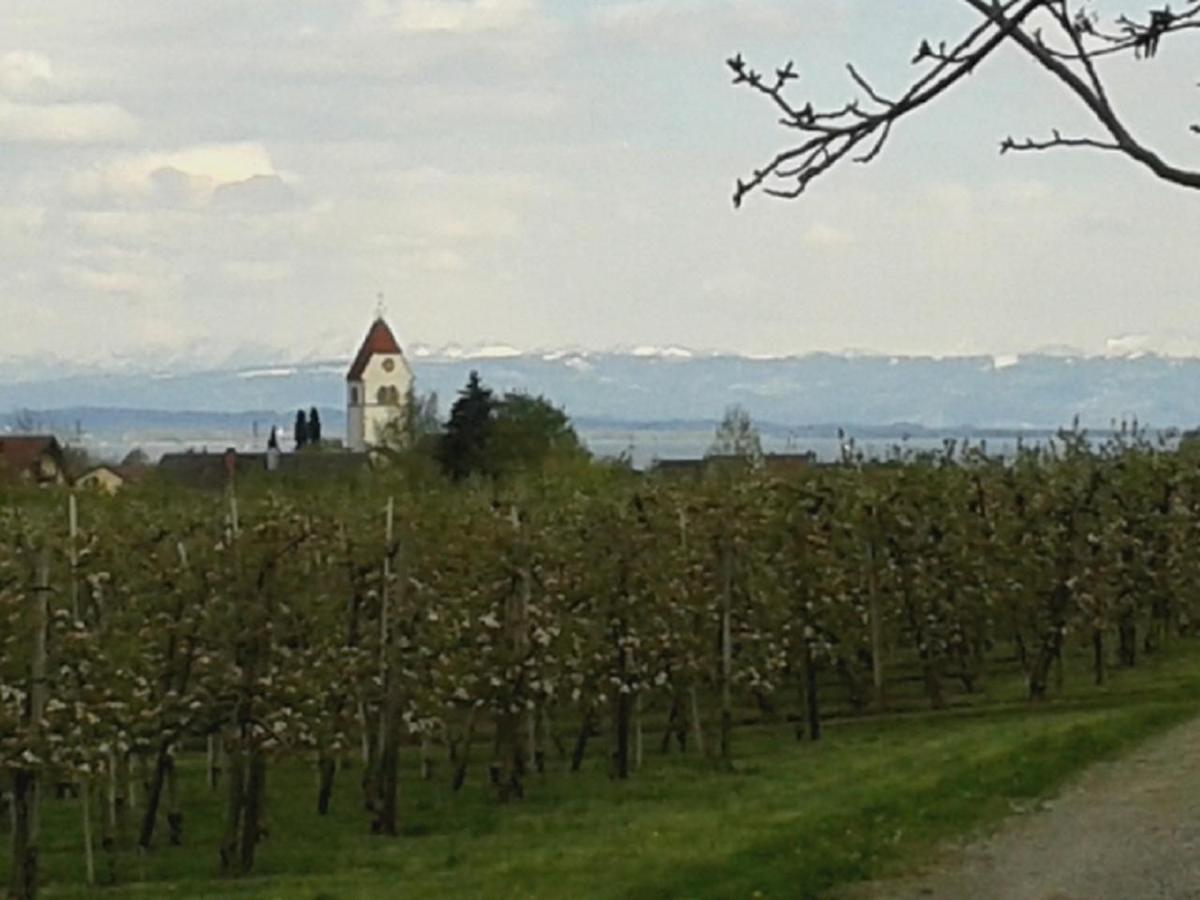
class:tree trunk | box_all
[10,552,50,900]
[803,641,821,742]
[421,735,434,781]
[451,707,477,792]
[165,755,182,846]
[218,745,246,876]
[570,708,592,773]
[317,756,337,816]
[206,733,221,792]
[613,689,631,780]
[1014,629,1029,672]
[80,780,96,887]
[543,707,566,760]
[8,769,37,900]
[138,741,173,850]
[491,509,529,801]
[491,708,525,801]
[634,692,644,772]
[1118,611,1137,667]
[719,543,734,768]
[866,542,885,712]
[1093,628,1106,685]
[1028,628,1063,701]
[102,751,119,884]
[373,714,400,835]
[613,628,631,779]
[688,685,706,756]
[921,652,946,710]
[660,694,686,754]
[238,751,266,874]
[359,702,379,810]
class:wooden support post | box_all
[866,541,885,712]
[206,735,218,792]
[9,549,52,900]
[719,539,733,767]
[81,781,95,886]
[634,691,644,771]
[376,497,394,765]
[689,686,705,757]
[30,549,49,840]
[228,493,240,540]
[68,492,80,622]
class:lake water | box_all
[79,425,1178,471]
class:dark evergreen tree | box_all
[437,370,495,479]
[267,426,279,451]
[294,409,308,450]
[307,407,322,446]
[489,392,587,476]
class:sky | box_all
[2,0,1200,371]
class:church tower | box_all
[346,316,413,451]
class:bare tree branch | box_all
[732,0,1200,206]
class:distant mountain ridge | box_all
[3,349,1194,467]
[3,349,1199,433]
[2,348,1200,439]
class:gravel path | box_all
[841,715,1200,900]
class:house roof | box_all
[79,463,152,483]
[650,458,706,476]
[0,435,62,473]
[347,317,403,382]
[159,450,371,489]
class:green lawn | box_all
[19,647,1200,900]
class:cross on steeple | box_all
[375,291,386,320]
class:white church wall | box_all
[347,350,413,450]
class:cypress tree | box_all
[307,407,322,446]
[294,409,308,450]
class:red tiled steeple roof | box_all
[346,318,402,381]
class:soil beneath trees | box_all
[841,715,1200,900]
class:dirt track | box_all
[841,715,1200,900]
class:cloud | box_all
[163,143,277,183]
[0,51,54,98]
[0,205,45,238]
[802,223,855,247]
[364,0,540,33]
[147,167,212,206]
[71,142,279,204]
[588,0,829,48]
[211,174,298,212]
[220,260,293,283]
[61,265,160,296]
[65,209,197,243]
[924,181,975,219]
[0,50,138,143]
[0,96,138,143]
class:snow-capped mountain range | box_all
[3,345,1199,427]
[2,346,1198,464]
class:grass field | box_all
[15,646,1200,900]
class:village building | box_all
[346,316,413,452]
[158,447,369,489]
[0,435,67,485]
[76,463,151,494]
[152,315,412,487]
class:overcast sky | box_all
[3,0,1199,369]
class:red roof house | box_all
[0,436,66,485]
